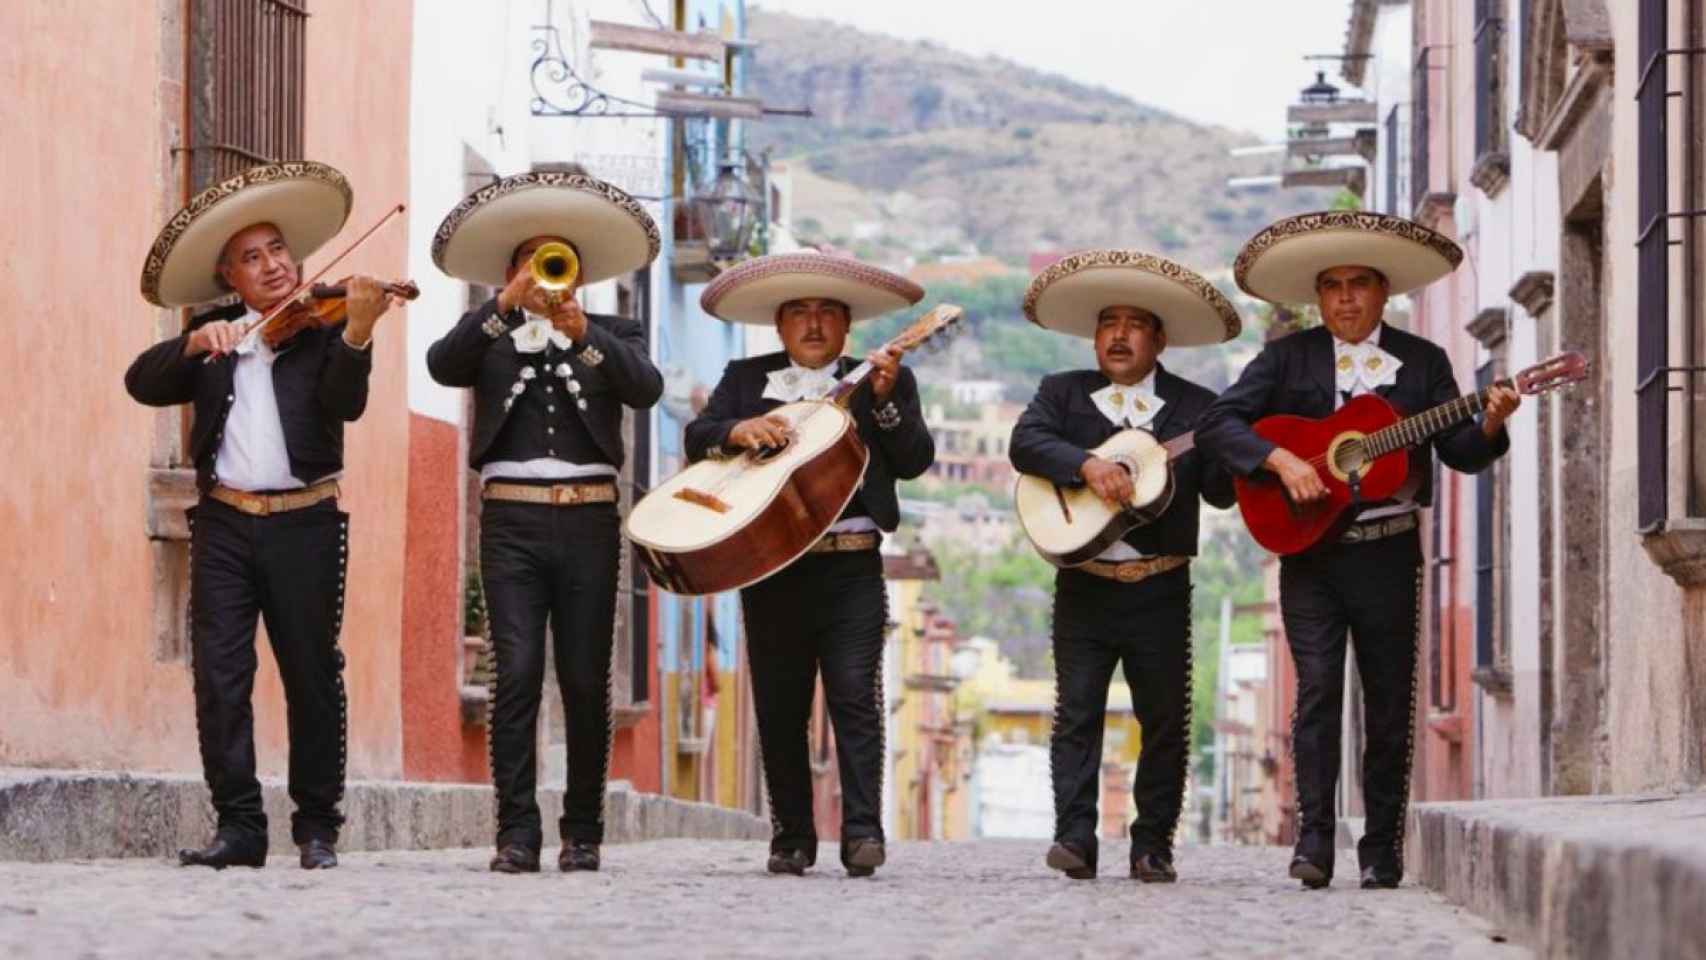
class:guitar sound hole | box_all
[1333,439,1367,475]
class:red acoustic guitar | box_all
[1234,352,1588,555]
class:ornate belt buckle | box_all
[1116,563,1142,583]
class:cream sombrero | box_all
[432,171,659,287]
[140,161,352,308]
[1234,210,1463,305]
[1022,249,1240,347]
[699,252,924,325]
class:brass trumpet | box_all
[529,241,579,306]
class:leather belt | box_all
[806,531,880,554]
[483,480,619,507]
[1340,511,1419,544]
[209,480,340,517]
[1078,554,1189,584]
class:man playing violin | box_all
[426,172,663,875]
[1196,212,1518,890]
[683,252,934,878]
[1009,250,1238,883]
[127,162,400,870]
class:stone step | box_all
[0,768,768,862]
[1407,792,1706,958]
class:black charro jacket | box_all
[1195,323,1508,507]
[426,297,663,470]
[1009,363,1235,557]
[124,302,373,493]
[682,352,934,532]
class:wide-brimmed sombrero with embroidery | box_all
[699,252,925,325]
[140,161,352,308]
[1022,249,1240,346]
[1234,210,1463,305]
[432,171,659,288]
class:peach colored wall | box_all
[0,0,181,770]
[0,0,414,781]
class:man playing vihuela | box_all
[1196,211,1519,889]
[126,162,404,870]
[683,252,935,878]
[426,172,664,874]
[1009,249,1239,883]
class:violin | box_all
[204,203,412,363]
[263,278,420,349]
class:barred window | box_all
[188,0,308,190]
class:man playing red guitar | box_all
[1010,250,1240,883]
[685,252,935,878]
[1196,212,1519,890]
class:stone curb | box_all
[1407,793,1706,958]
[0,768,769,861]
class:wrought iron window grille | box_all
[1633,0,1706,529]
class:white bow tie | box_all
[511,314,574,354]
[1089,382,1164,429]
[1334,338,1402,395]
[763,362,839,403]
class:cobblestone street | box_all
[0,840,1523,958]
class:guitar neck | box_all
[1364,385,1498,458]
[827,359,878,407]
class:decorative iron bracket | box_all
[531,5,660,118]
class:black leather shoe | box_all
[843,838,885,878]
[1359,865,1401,889]
[1130,852,1177,884]
[178,835,267,870]
[766,849,811,876]
[298,838,338,870]
[1289,854,1331,889]
[558,840,600,872]
[1045,842,1096,880]
[489,844,541,874]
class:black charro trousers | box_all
[1049,564,1193,867]
[480,496,620,850]
[739,549,887,864]
[1278,527,1422,875]
[187,497,349,846]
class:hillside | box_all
[746,8,1333,270]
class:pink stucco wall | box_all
[0,0,415,781]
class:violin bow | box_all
[204,202,407,363]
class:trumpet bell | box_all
[530,241,579,291]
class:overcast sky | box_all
[749,0,1358,141]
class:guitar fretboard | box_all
[1364,388,1492,458]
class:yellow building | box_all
[882,547,978,840]
[960,637,1142,840]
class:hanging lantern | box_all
[693,161,758,261]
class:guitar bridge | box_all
[673,488,731,513]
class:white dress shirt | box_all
[214,311,304,492]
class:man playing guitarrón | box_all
[126,161,403,870]
[684,253,934,878]
[1196,211,1519,889]
[426,172,664,874]
[1010,250,1239,883]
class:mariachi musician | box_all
[125,161,405,870]
[426,172,663,874]
[683,252,934,877]
[1010,250,1238,883]
[1196,212,1519,889]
